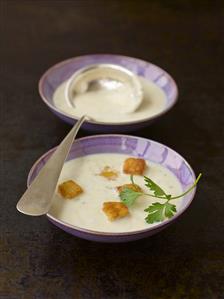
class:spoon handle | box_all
[16,115,87,216]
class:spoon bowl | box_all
[65,64,143,113]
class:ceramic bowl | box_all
[28,135,196,243]
[39,54,178,132]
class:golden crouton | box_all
[58,180,83,199]
[99,166,118,180]
[116,183,142,193]
[103,202,129,221]
[123,158,146,175]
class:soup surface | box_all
[53,77,166,123]
[49,153,183,233]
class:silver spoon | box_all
[16,115,87,216]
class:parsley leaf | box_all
[164,202,177,218]
[144,203,165,223]
[119,188,143,207]
[144,202,176,224]
[144,176,171,199]
[119,173,202,224]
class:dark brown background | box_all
[1,1,224,298]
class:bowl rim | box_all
[27,134,197,237]
[38,54,179,126]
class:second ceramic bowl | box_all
[39,54,178,132]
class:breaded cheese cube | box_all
[116,183,142,193]
[99,166,118,180]
[103,202,129,221]
[123,158,146,175]
[58,180,83,199]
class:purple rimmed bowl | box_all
[39,54,178,132]
[28,135,196,243]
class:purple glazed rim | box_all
[27,134,197,237]
[38,54,179,126]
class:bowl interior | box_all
[28,135,196,236]
[39,54,178,125]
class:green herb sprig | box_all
[119,173,202,224]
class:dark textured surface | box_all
[1,1,224,298]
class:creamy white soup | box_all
[49,153,182,233]
[53,77,166,123]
